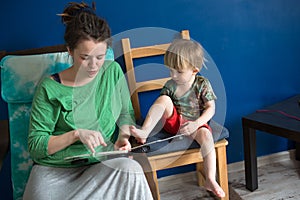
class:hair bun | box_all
[57,2,96,25]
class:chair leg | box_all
[144,170,160,200]
[215,145,229,200]
[196,162,205,186]
[133,154,160,200]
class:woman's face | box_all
[70,40,107,78]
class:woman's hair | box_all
[164,39,204,71]
[58,1,111,51]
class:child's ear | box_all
[193,68,199,74]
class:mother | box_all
[23,2,153,200]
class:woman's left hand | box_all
[114,138,131,151]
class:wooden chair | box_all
[121,30,229,200]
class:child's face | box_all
[169,67,198,85]
[69,40,107,78]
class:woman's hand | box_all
[114,125,132,150]
[114,137,131,151]
[76,129,107,153]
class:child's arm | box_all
[180,100,215,135]
[196,99,216,127]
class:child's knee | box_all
[196,127,212,141]
[155,95,173,116]
[156,95,172,106]
[195,128,215,157]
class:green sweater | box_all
[28,61,135,167]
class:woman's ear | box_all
[67,46,73,57]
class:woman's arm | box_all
[48,129,107,154]
[112,63,135,150]
[114,125,132,150]
[47,130,78,155]
[28,79,59,159]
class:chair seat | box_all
[146,139,228,171]
[132,119,229,156]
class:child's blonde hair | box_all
[164,39,204,71]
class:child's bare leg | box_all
[130,95,173,143]
[193,128,225,198]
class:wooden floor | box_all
[158,149,300,200]
[228,149,300,200]
[159,172,220,200]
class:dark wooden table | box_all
[242,94,300,191]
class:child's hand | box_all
[129,125,147,144]
[179,121,199,135]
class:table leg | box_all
[296,142,300,161]
[243,125,258,191]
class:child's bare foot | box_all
[129,125,148,144]
[204,179,225,198]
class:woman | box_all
[23,2,153,199]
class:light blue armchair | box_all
[0,46,114,200]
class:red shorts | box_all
[163,106,212,135]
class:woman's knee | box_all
[103,157,144,173]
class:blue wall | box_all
[1,0,300,198]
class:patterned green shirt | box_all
[160,75,217,121]
[28,61,134,167]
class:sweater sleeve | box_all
[28,78,59,160]
[111,62,135,127]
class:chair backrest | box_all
[121,30,190,120]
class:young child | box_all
[130,39,225,198]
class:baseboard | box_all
[227,149,296,173]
